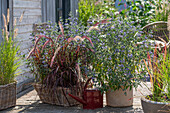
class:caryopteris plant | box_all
[0,9,21,85]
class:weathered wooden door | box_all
[42,0,56,23]
[0,0,8,41]
[42,0,71,23]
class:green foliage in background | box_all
[78,0,117,26]
[120,0,155,27]
[78,0,96,26]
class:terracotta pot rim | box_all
[107,86,133,92]
[141,95,170,105]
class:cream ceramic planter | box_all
[106,87,133,107]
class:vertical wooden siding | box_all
[42,0,56,23]
[0,0,8,41]
[13,0,42,92]
[70,0,78,17]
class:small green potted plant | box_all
[0,11,21,110]
[141,43,170,113]
[89,17,150,107]
[27,17,95,106]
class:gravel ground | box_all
[0,82,151,113]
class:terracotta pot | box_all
[0,82,17,110]
[141,96,170,113]
[106,87,133,107]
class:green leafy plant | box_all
[0,10,21,85]
[120,0,155,27]
[144,44,170,103]
[78,0,117,26]
[78,0,96,26]
[88,17,151,92]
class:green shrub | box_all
[78,0,117,26]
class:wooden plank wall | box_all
[13,0,77,92]
[0,0,8,41]
[13,0,42,92]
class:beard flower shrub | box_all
[88,17,151,92]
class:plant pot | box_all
[106,87,133,107]
[141,96,170,113]
[33,83,82,107]
[0,82,17,110]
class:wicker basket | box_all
[142,21,169,42]
[33,83,82,106]
[0,82,17,110]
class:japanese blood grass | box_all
[27,20,95,88]
[0,11,21,85]
[143,44,170,103]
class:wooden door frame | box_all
[0,0,13,41]
[9,0,13,33]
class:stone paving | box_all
[1,82,151,113]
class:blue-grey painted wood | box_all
[42,0,75,23]
[9,0,13,33]
[0,1,2,40]
[52,0,56,22]
[2,0,7,27]
[0,0,8,42]
[46,0,50,21]
[42,0,47,22]
[70,0,78,17]
[42,0,56,23]
[62,0,70,20]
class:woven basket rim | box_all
[0,81,17,88]
[32,82,83,88]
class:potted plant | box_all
[0,11,21,110]
[88,17,150,107]
[141,43,170,113]
[27,17,95,106]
